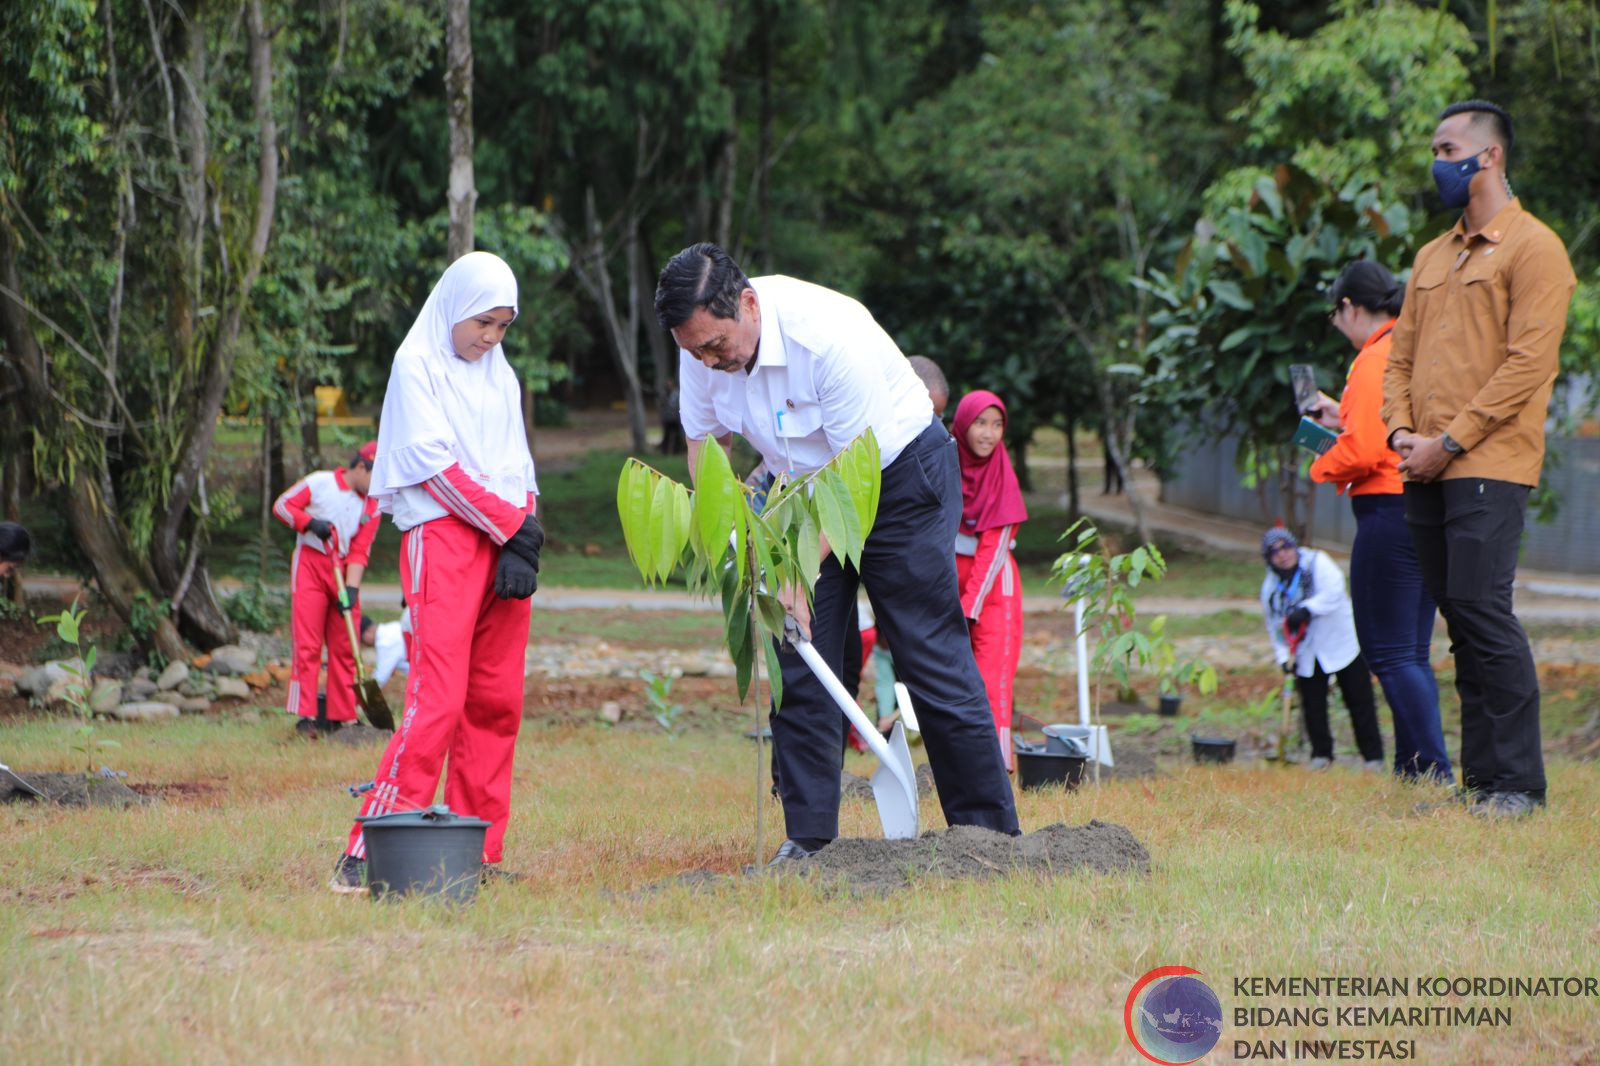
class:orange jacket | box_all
[1309,321,1403,496]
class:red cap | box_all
[357,440,378,463]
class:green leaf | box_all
[692,438,740,564]
[56,611,79,644]
[84,646,97,675]
[795,507,822,589]
[754,591,787,638]
[1218,325,1257,352]
[616,461,656,580]
[1207,279,1253,311]
[814,469,863,570]
[762,638,784,710]
[663,481,692,582]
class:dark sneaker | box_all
[316,719,346,735]
[295,717,321,740]
[1470,791,1545,820]
[328,853,367,895]
[480,864,522,886]
[766,839,815,868]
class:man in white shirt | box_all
[656,243,1019,863]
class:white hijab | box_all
[370,252,535,513]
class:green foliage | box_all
[1138,164,1423,529]
[1219,0,1475,197]
[640,669,685,737]
[616,431,881,707]
[1052,519,1217,722]
[35,597,118,780]
[224,583,290,635]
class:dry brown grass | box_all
[2,711,1597,1064]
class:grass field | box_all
[4,700,1598,1064]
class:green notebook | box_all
[1292,416,1339,455]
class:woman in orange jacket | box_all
[1309,260,1450,781]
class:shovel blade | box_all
[869,721,919,840]
[357,680,395,732]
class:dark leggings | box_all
[1349,494,1452,779]
[1296,655,1384,762]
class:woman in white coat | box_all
[1260,527,1384,770]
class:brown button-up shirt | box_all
[1382,198,1576,486]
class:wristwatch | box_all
[1441,433,1464,455]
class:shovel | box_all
[783,617,919,840]
[329,534,394,732]
[0,761,46,800]
[1267,620,1306,763]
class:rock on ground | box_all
[17,661,76,697]
[156,660,189,691]
[213,677,252,700]
[206,645,258,675]
[126,678,158,700]
[110,701,180,722]
[90,680,124,714]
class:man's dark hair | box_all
[360,614,376,636]
[1439,99,1514,159]
[1329,260,1404,317]
[654,243,750,330]
[0,521,32,563]
[351,454,372,471]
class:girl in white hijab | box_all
[333,251,544,893]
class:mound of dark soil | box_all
[325,724,393,747]
[0,771,150,808]
[781,821,1150,890]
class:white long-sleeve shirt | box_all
[677,275,933,475]
[1260,548,1361,678]
[372,619,411,686]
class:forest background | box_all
[3,0,1598,655]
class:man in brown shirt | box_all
[1383,99,1577,818]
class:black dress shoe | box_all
[766,839,815,867]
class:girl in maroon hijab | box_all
[952,390,1028,770]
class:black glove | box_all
[346,588,360,616]
[493,514,543,599]
[305,518,334,542]
[502,514,544,573]
[495,550,538,599]
[1286,605,1311,630]
[1280,660,1294,675]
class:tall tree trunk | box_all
[755,0,774,271]
[1099,375,1152,546]
[152,0,279,649]
[445,0,476,261]
[0,226,186,660]
[1064,413,1080,517]
[572,186,649,453]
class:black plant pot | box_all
[1016,750,1088,791]
[1158,694,1182,718]
[1190,735,1236,764]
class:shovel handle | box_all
[785,622,915,799]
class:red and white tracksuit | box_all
[273,469,381,723]
[957,524,1023,770]
[347,465,535,865]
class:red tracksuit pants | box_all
[346,517,531,864]
[288,545,360,723]
[957,552,1023,771]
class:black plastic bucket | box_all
[1158,695,1182,718]
[1016,749,1088,791]
[1190,735,1236,764]
[358,806,489,904]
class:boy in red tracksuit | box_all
[952,391,1028,771]
[330,252,543,893]
[273,441,381,738]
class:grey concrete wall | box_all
[1163,434,1600,573]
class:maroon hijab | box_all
[953,390,1028,534]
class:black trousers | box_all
[1295,655,1384,762]
[770,418,1020,840]
[1404,478,1544,797]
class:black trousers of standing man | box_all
[771,418,1020,842]
[1404,478,1544,799]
